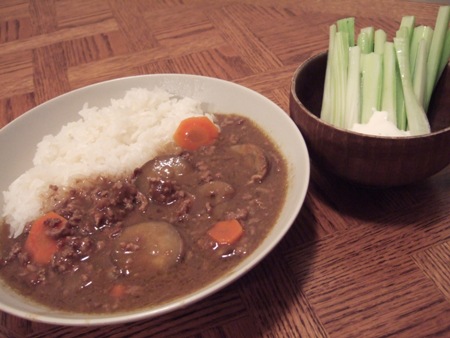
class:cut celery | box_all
[400,15,416,47]
[321,24,337,125]
[337,17,355,46]
[330,31,349,128]
[345,45,361,128]
[374,29,387,55]
[424,5,450,111]
[360,53,383,123]
[358,27,375,54]
[394,36,431,135]
[381,42,397,125]
[396,67,407,131]
[410,26,434,75]
[395,27,409,130]
[437,27,450,86]
[413,39,428,107]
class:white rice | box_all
[2,87,213,238]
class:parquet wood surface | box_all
[0,1,449,337]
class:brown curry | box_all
[0,114,288,313]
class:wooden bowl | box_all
[289,51,450,187]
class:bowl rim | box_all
[290,50,450,140]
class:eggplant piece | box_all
[135,155,193,195]
[111,221,183,276]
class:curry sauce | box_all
[0,114,288,313]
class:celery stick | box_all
[360,53,382,123]
[396,67,407,131]
[424,5,450,111]
[358,27,375,53]
[358,27,375,77]
[330,31,349,128]
[357,32,367,53]
[381,42,397,125]
[396,27,409,130]
[410,26,434,74]
[400,15,416,47]
[394,36,431,135]
[437,27,450,85]
[396,25,409,41]
[374,29,387,55]
[337,17,355,46]
[321,24,337,124]
[345,45,361,129]
[413,39,428,107]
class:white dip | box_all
[351,110,411,137]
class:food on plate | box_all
[320,5,450,136]
[0,88,288,313]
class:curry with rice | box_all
[0,113,288,313]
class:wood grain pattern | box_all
[0,0,449,337]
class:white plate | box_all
[0,74,310,326]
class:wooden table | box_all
[1,1,449,337]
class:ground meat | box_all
[52,235,95,273]
[2,243,22,264]
[176,196,194,219]
[17,251,31,266]
[147,179,180,204]
[225,208,249,221]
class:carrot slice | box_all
[207,219,243,245]
[173,116,219,151]
[24,211,66,265]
